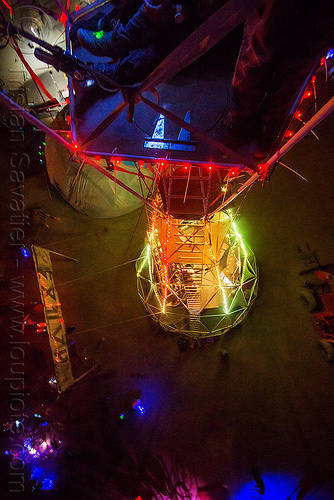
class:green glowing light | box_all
[93,30,105,39]
[136,247,149,275]
[231,219,247,257]
[221,287,229,315]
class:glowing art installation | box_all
[137,208,258,338]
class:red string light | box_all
[59,12,68,26]
[303,90,313,99]
[229,168,239,178]
[1,0,12,17]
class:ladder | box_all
[183,263,203,331]
[162,165,212,219]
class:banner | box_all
[32,245,74,393]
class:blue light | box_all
[41,478,54,491]
[20,246,31,258]
[326,48,334,59]
[41,421,48,427]
[31,468,44,482]
[132,399,145,414]
[85,78,95,88]
[235,473,297,500]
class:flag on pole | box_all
[32,245,74,392]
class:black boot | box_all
[77,20,130,58]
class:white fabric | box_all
[45,135,153,218]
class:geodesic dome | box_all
[136,210,258,338]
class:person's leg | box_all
[70,0,142,41]
[92,17,196,87]
[221,8,276,149]
[222,0,299,150]
[251,0,334,159]
[77,2,176,59]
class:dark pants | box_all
[231,0,334,144]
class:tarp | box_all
[32,245,74,393]
[45,128,153,218]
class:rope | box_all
[10,37,58,105]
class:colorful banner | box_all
[32,245,74,393]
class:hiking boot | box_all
[69,12,104,42]
[92,61,119,85]
[77,20,130,58]
[97,11,118,32]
